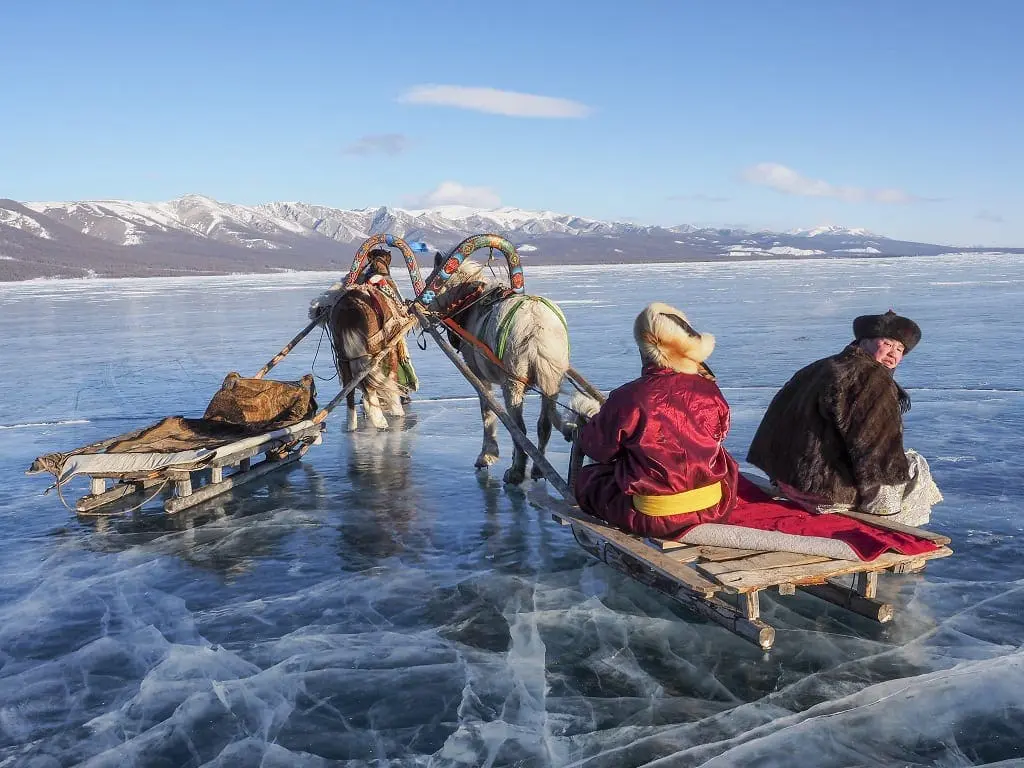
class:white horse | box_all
[428,257,571,484]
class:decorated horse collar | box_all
[366,274,403,307]
[438,283,513,320]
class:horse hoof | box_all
[367,415,390,430]
[503,468,526,485]
[530,464,547,481]
[475,454,499,468]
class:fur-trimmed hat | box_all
[853,310,921,353]
[634,302,715,374]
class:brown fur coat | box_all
[746,343,910,505]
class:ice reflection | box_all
[336,417,421,570]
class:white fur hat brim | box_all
[633,302,715,374]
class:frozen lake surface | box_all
[1,253,1023,766]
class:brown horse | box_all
[309,249,417,430]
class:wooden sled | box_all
[551,433,952,650]
[58,419,326,516]
[547,492,951,651]
[30,308,417,517]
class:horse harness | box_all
[346,284,406,352]
[438,286,569,386]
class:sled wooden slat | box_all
[705,546,953,593]
[550,504,719,598]
[646,539,768,562]
[646,537,690,552]
[837,510,952,546]
[663,548,702,563]
[698,551,834,576]
[690,546,771,562]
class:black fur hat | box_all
[853,310,921,353]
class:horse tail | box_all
[347,353,401,401]
[340,360,355,411]
[557,391,602,442]
[568,392,602,420]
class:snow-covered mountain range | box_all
[0,194,1015,281]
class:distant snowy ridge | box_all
[22,195,666,249]
[18,194,889,251]
[3,193,1020,281]
[786,224,877,238]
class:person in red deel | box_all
[571,302,739,539]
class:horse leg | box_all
[501,381,529,485]
[353,356,390,430]
[475,392,500,468]
[384,389,405,417]
[383,350,406,417]
[361,384,390,430]
[531,395,559,480]
[341,359,358,431]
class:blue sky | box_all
[2,0,1021,246]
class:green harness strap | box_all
[495,296,570,360]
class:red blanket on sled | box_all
[689,476,942,561]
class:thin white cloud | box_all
[977,210,1004,223]
[398,85,591,118]
[668,193,731,203]
[741,162,924,204]
[343,133,411,156]
[403,181,501,209]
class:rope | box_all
[441,317,530,386]
[56,474,172,516]
[485,248,508,281]
[311,321,339,382]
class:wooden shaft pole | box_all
[312,364,375,424]
[253,317,322,379]
[566,366,606,404]
[412,305,573,501]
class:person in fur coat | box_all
[747,310,941,525]
[571,302,739,539]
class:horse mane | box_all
[428,258,498,316]
[309,282,346,321]
[309,251,401,322]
